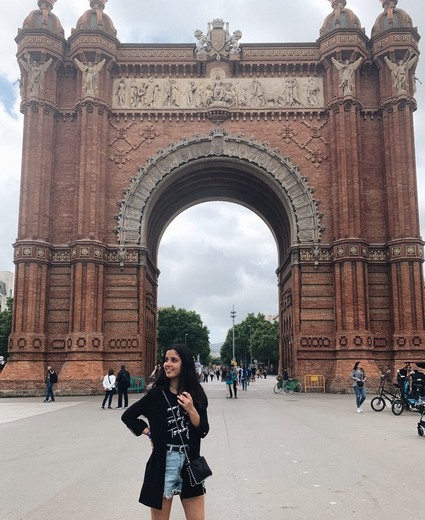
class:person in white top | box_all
[102,368,116,409]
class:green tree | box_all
[220,313,270,366]
[250,319,279,367]
[0,297,13,360]
[157,306,210,363]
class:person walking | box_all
[232,366,238,399]
[122,344,209,520]
[351,361,366,413]
[241,366,249,391]
[116,364,131,408]
[225,367,234,398]
[43,365,58,402]
[101,368,116,409]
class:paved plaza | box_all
[1,377,424,519]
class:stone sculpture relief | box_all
[384,51,418,96]
[112,72,324,110]
[331,56,362,96]
[19,53,53,96]
[74,58,106,97]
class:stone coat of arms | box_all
[194,19,242,60]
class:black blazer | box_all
[122,386,209,509]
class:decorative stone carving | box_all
[116,130,323,247]
[74,58,106,97]
[194,19,242,61]
[331,56,362,96]
[384,51,417,96]
[19,53,53,96]
[111,72,324,111]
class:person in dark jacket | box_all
[122,344,209,519]
[43,365,58,402]
[116,364,131,408]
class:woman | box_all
[122,344,209,520]
[351,361,366,413]
[101,368,116,409]
[225,367,234,398]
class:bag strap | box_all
[162,390,191,462]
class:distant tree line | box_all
[0,297,13,360]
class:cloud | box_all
[0,0,424,343]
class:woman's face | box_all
[164,349,182,380]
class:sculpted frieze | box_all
[112,70,324,111]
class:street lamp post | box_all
[230,305,236,361]
[184,333,188,346]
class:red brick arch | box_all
[117,129,323,264]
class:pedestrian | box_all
[232,366,238,399]
[147,362,162,390]
[282,367,289,393]
[116,364,131,408]
[43,365,58,402]
[122,343,209,519]
[225,367,234,398]
[241,365,249,391]
[101,368,116,409]
[351,361,366,413]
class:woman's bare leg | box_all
[151,497,173,520]
[182,495,205,520]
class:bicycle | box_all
[370,370,400,412]
[390,364,425,415]
[273,377,302,394]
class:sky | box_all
[0,0,424,344]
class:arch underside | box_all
[117,130,323,264]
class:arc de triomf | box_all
[1,0,424,394]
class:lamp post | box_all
[230,305,236,361]
[184,333,188,346]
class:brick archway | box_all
[117,129,323,262]
[2,3,424,395]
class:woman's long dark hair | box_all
[353,361,363,372]
[154,344,207,408]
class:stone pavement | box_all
[1,377,424,520]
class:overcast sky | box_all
[0,1,424,343]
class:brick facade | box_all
[1,0,424,395]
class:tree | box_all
[220,313,274,366]
[250,319,279,367]
[0,297,13,360]
[157,306,210,363]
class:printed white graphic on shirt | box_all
[167,405,189,441]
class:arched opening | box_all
[157,201,279,346]
[117,131,323,376]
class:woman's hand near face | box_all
[178,391,200,427]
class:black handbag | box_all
[183,456,212,486]
[357,380,364,388]
[162,390,212,486]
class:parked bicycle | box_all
[370,370,400,412]
[274,376,302,394]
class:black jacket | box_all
[122,386,209,509]
[116,369,131,388]
[45,370,58,385]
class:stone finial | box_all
[329,0,347,8]
[37,1,56,29]
[381,0,398,22]
[329,1,347,24]
[90,0,107,9]
[37,0,56,9]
